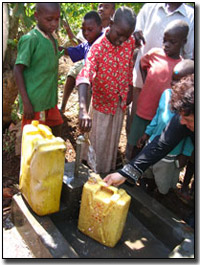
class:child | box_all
[60,11,103,112]
[127,19,189,160]
[61,4,116,112]
[14,3,63,136]
[137,59,194,195]
[76,6,136,174]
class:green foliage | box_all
[7,38,18,49]
[11,97,21,123]
[60,3,144,36]
[58,75,66,86]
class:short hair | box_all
[84,11,102,26]
[110,3,116,9]
[99,3,115,10]
[164,19,189,39]
[170,74,194,116]
[36,3,60,13]
[113,6,136,31]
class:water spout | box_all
[74,135,90,178]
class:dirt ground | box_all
[3,58,194,233]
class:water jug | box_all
[19,120,66,216]
[78,176,131,247]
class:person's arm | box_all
[78,83,92,133]
[62,19,81,45]
[126,85,133,105]
[76,44,98,132]
[14,64,34,120]
[59,43,85,62]
[133,4,147,47]
[104,114,192,186]
[133,31,146,48]
[137,133,150,149]
[139,60,147,84]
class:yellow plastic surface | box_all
[78,177,131,247]
[19,121,66,216]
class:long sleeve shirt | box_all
[118,114,194,182]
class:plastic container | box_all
[78,177,131,247]
[19,120,66,216]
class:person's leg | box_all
[126,86,141,137]
[152,160,178,195]
[81,104,124,174]
[51,124,62,137]
[61,76,75,113]
[61,60,84,113]
[126,114,150,160]
[45,106,63,137]
[182,159,194,191]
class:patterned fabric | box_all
[80,103,124,174]
[76,32,135,115]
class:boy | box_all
[76,6,136,174]
[61,4,115,112]
[137,59,194,195]
[14,3,63,136]
[60,11,103,112]
[127,20,189,160]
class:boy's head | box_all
[163,19,189,59]
[171,74,194,131]
[97,3,115,24]
[107,6,136,46]
[35,3,60,34]
[82,11,102,44]
[172,59,194,81]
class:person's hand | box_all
[23,101,34,120]
[62,19,70,30]
[79,109,92,133]
[137,133,149,148]
[103,173,126,187]
[133,31,146,47]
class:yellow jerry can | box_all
[19,120,66,216]
[78,176,131,247]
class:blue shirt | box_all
[67,33,103,63]
[67,42,91,63]
[145,89,193,157]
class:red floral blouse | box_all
[76,32,135,115]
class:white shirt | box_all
[133,3,194,88]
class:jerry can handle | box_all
[99,183,118,195]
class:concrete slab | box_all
[123,185,194,251]
[11,184,194,258]
[11,194,79,258]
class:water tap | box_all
[74,134,90,178]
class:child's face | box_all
[107,21,133,46]
[97,3,115,22]
[82,19,102,44]
[35,6,60,34]
[163,30,186,59]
